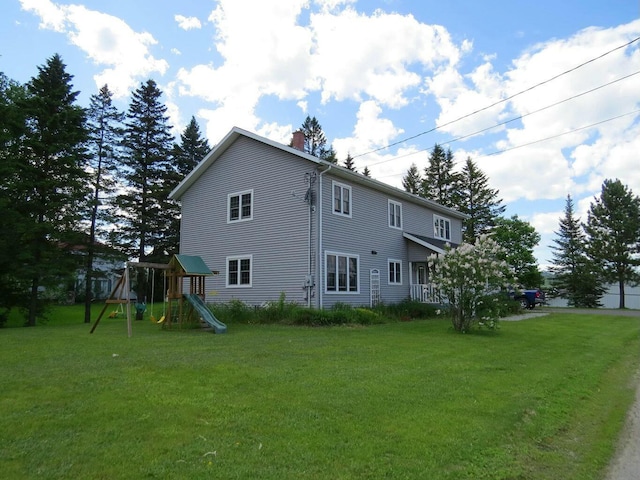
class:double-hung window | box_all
[228,190,253,222]
[227,255,252,287]
[333,181,351,217]
[388,200,402,229]
[325,252,359,293]
[388,259,402,285]
[433,214,451,241]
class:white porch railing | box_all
[410,283,442,304]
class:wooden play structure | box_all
[90,254,225,336]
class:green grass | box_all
[1,307,638,479]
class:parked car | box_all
[513,288,546,309]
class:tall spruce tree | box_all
[362,166,371,178]
[299,115,337,163]
[164,116,210,256]
[83,84,125,323]
[584,179,640,308]
[14,55,89,326]
[549,195,605,307]
[402,163,422,195]
[493,215,542,288]
[456,157,505,243]
[421,144,458,208]
[116,79,174,304]
[343,153,356,171]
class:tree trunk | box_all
[618,279,625,309]
[27,278,39,327]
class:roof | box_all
[172,254,213,275]
[404,232,459,254]
[169,126,468,220]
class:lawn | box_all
[1,306,638,479]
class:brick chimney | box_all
[291,130,305,152]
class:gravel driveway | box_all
[502,308,640,479]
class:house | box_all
[169,127,467,309]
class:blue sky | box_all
[1,0,639,268]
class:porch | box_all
[409,283,441,304]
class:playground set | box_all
[90,254,226,336]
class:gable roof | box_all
[171,254,213,275]
[169,126,467,220]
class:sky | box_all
[1,0,639,269]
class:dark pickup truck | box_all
[513,289,546,309]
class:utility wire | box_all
[376,109,640,180]
[365,70,640,167]
[352,35,640,159]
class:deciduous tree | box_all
[493,215,542,288]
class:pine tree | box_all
[343,153,356,171]
[13,55,89,326]
[421,144,458,208]
[549,195,605,307]
[456,157,505,243]
[402,163,422,195]
[116,79,174,264]
[299,115,336,163]
[83,84,125,323]
[584,179,640,308]
[362,166,371,178]
[164,117,210,257]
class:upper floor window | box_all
[434,214,451,240]
[227,255,252,287]
[388,200,402,229]
[326,252,359,293]
[333,181,351,217]
[228,190,253,223]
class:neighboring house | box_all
[73,246,127,302]
[169,127,467,309]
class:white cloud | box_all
[20,0,169,98]
[175,14,202,30]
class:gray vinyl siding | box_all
[179,136,316,306]
[318,172,463,308]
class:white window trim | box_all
[332,180,352,218]
[388,259,402,285]
[226,254,253,288]
[227,189,253,223]
[388,200,402,229]
[433,214,451,241]
[324,251,360,294]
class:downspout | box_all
[317,164,332,310]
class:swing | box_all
[148,268,167,324]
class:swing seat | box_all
[150,315,156,323]
[157,315,166,324]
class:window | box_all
[388,200,402,229]
[434,214,451,240]
[388,259,402,285]
[333,181,351,217]
[228,190,253,222]
[325,252,359,293]
[227,255,252,287]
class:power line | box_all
[365,69,640,168]
[376,109,640,180]
[352,35,640,159]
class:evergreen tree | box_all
[299,115,336,163]
[164,116,211,257]
[421,144,458,208]
[456,157,505,243]
[584,179,640,308]
[493,215,542,288]
[116,79,174,265]
[12,55,89,326]
[402,163,422,195]
[0,72,30,322]
[83,84,125,323]
[362,166,371,178]
[343,153,356,171]
[549,195,605,307]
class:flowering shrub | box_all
[427,235,515,333]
